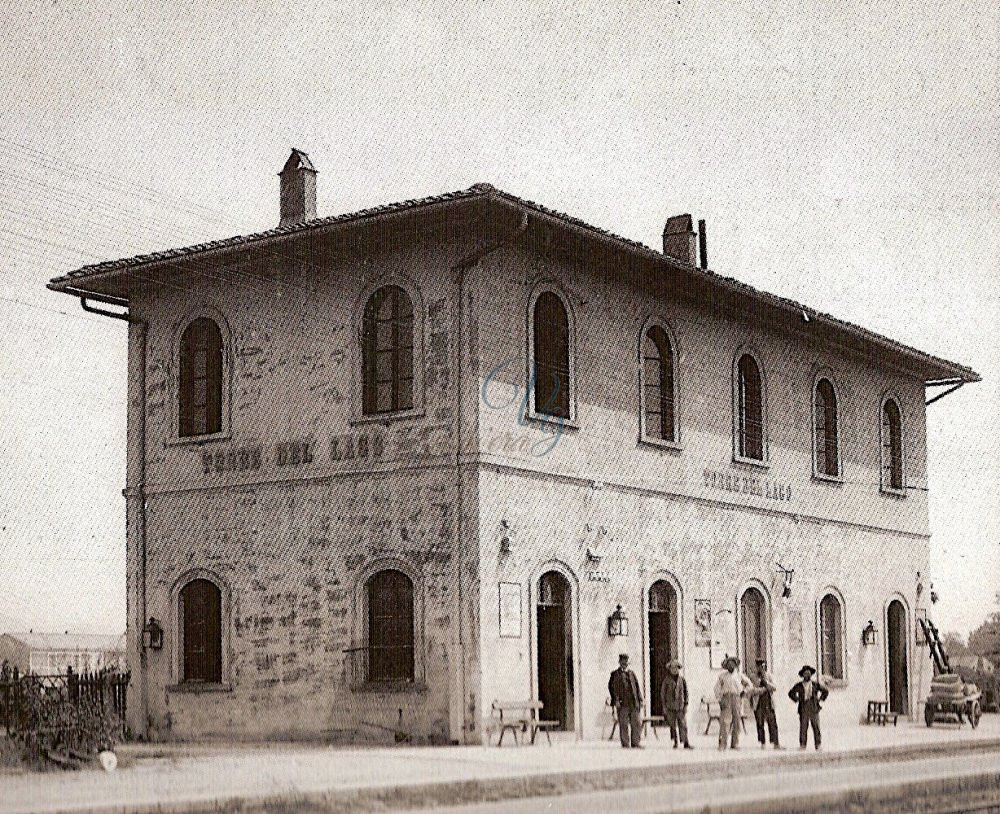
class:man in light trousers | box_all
[714,656,752,750]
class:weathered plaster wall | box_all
[131,216,483,741]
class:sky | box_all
[0,1,996,639]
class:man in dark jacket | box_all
[751,658,781,750]
[659,659,693,749]
[609,653,643,748]
[788,665,829,750]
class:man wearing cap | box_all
[660,659,693,749]
[609,653,643,748]
[788,665,829,750]
[714,656,752,750]
[750,658,782,750]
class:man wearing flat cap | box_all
[788,665,829,750]
[609,653,643,748]
[659,659,693,749]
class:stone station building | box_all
[48,151,979,743]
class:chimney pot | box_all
[279,148,318,226]
[662,214,697,265]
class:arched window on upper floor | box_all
[881,398,904,492]
[814,377,840,478]
[736,353,765,462]
[531,290,571,419]
[179,317,224,438]
[641,324,677,443]
[362,285,415,415]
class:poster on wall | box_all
[498,582,522,638]
[710,607,735,669]
[787,608,803,651]
[694,599,712,647]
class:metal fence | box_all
[0,666,130,740]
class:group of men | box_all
[608,653,829,751]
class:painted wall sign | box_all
[202,446,262,475]
[703,469,792,502]
[498,582,522,638]
[331,432,385,462]
[275,440,314,467]
[694,599,712,647]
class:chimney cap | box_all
[663,214,693,235]
[280,148,316,175]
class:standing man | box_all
[751,658,782,750]
[660,659,693,749]
[788,665,828,750]
[714,656,752,750]
[609,653,643,748]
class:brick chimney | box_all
[279,148,317,226]
[662,214,697,265]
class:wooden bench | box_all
[700,696,749,735]
[867,700,899,726]
[604,699,664,741]
[490,699,559,746]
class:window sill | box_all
[812,472,843,485]
[350,680,428,695]
[732,454,769,470]
[523,411,580,431]
[639,436,683,452]
[350,408,425,426]
[166,430,232,448]
[880,486,907,498]
[821,677,848,690]
[166,682,233,694]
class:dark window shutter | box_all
[643,326,675,442]
[362,287,415,415]
[532,292,570,418]
[179,318,223,437]
[367,569,414,682]
[738,355,764,460]
[182,579,222,683]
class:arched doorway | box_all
[740,586,768,669]
[887,599,909,714]
[648,580,679,717]
[537,571,574,729]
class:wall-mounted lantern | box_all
[499,519,512,556]
[608,604,629,637]
[143,617,164,650]
[776,563,794,599]
[862,620,877,646]
[930,583,939,604]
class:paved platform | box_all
[0,716,998,813]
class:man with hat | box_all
[713,655,752,750]
[659,659,693,749]
[608,653,643,748]
[788,665,829,750]
[750,657,782,750]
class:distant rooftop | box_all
[1,631,125,652]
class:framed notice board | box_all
[499,582,522,638]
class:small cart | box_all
[924,687,982,729]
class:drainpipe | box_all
[69,288,148,739]
[452,204,528,743]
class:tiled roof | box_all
[48,183,979,382]
[2,631,125,653]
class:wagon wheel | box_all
[924,704,935,727]
[969,700,981,729]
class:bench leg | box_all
[704,716,716,735]
[608,720,618,742]
[545,727,552,746]
[498,726,506,746]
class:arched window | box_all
[532,291,570,418]
[180,579,222,683]
[367,569,414,682]
[737,354,765,461]
[740,586,768,669]
[819,593,844,680]
[179,318,223,437]
[882,399,904,491]
[814,378,839,477]
[362,286,414,415]
[642,325,676,442]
